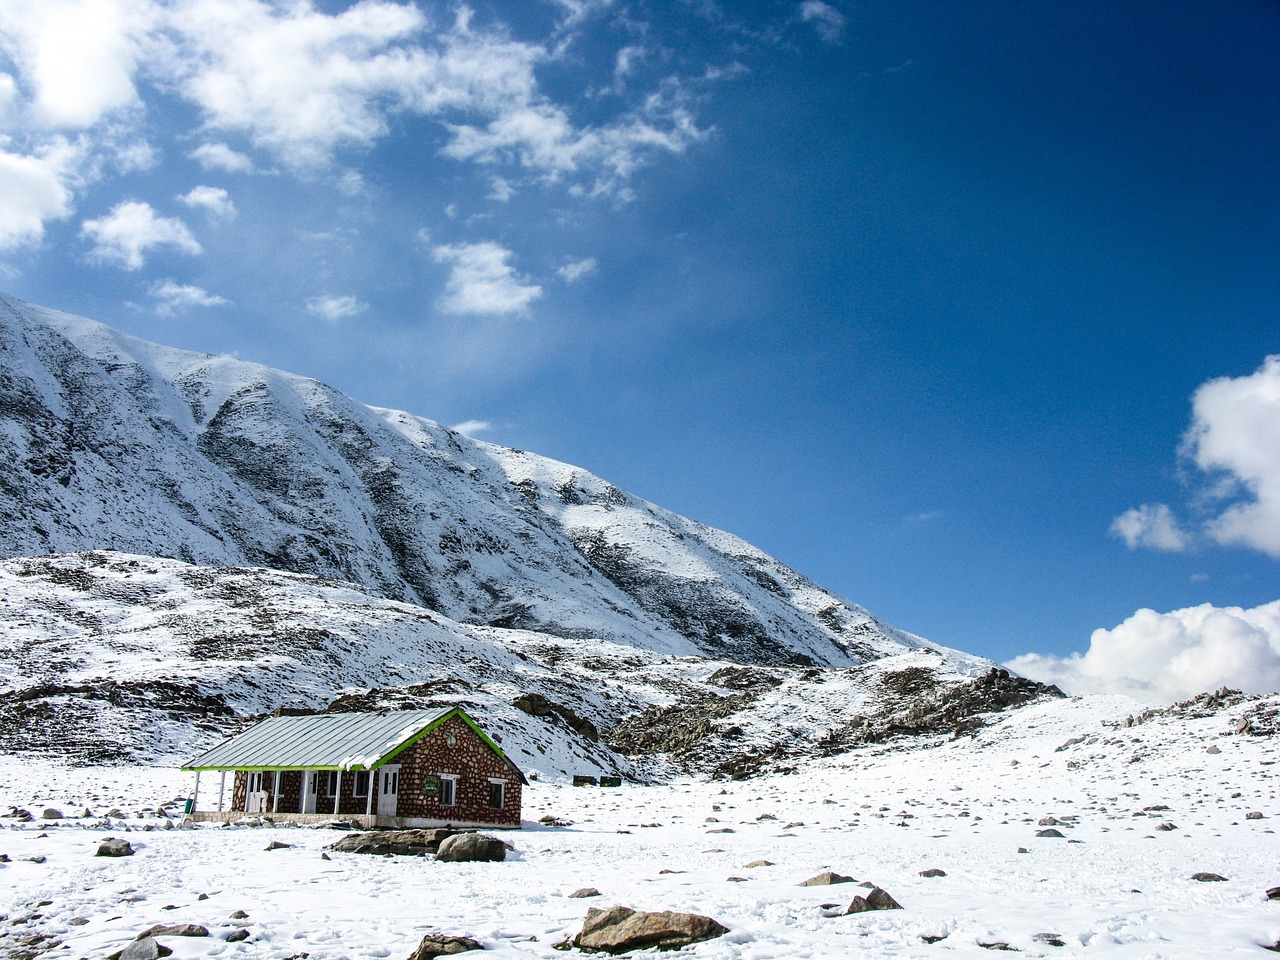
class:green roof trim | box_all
[182,706,525,783]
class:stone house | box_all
[182,706,525,829]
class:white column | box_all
[218,772,226,812]
[334,771,342,815]
[365,771,373,820]
[192,771,201,813]
[272,771,281,813]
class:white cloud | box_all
[1116,355,1280,558]
[1186,355,1280,556]
[799,1,846,44]
[306,294,367,322]
[1109,503,1190,552]
[178,184,235,218]
[1008,600,1280,704]
[433,241,541,316]
[488,176,514,202]
[451,419,491,437]
[557,257,596,282]
[188,142,254,173]
[0,140,78,250]
[80,200,200,270]
[149,278,228,314]
[0,0,152,128]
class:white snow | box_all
[3,694,1276,959]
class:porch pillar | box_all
[334,771,342,815]
[192,771,201,813]
[218,772,226,812]
[365,771,373,819]
[272,771,281,813]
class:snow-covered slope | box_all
[0,292,930,668]
[0,552,1022,782]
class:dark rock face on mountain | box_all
[0,292,931,669]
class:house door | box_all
[300,771,318,814]
[377,765,400,817]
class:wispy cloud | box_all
[0,140,78,251]
[178,185,236,219]
[81,200,200,270]
[149,278,228,315]
[799,1,846,44]
[306,294,367,322]
[451,419,491,437]
[557,257,597,283]
[1109,503,1190,552]
[1008,600,1280,704]
[433,241,542,316]
[188,142,254,174]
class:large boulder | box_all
[96,838,135,857]
[330,830,459,856]
[435,833,507,863]
[573,906,728,954]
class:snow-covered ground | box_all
[3,694,1276,959]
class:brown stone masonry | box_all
[392,714,522,826]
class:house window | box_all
[488,779,506,809]
[248,771,275,794]
[439,775,458,806]
[353,771,370,797]
[320,772,336,797]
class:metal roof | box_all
[183,708,461,772]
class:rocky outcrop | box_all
[571,906,728,954]
[435,834,507,862]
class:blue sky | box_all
[2,0,1278,699]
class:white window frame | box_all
[353,771,370,798]
[487,778,506,810]
[439,774,459,806]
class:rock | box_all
[1191,872,1229,882]
[745,860,774,868]
[331,829,458,856]
[1033,933,1067,947]
[569,888,601,899]
[573,906,728,954]
[1155,822,1178,831]
[919,868,947,878]
[26,855,46,864]
[107,809,125,819]
[436,833,507,863]
[264,840,292,850]
[799,871,855,886]
[1246,812,1264,820]
[97,838,135,857]
[118,938,172,960]
[136,924,209,939]
[1036,829,1065,838]
[68,918,89,926]
[1038,816,1061,826]
[229,910,249,919]
[1207,745,1221,754]
[844,886,902,914]
[406,934,484,959]
[225,930,250,943]
[40,808,63,820]
[1267,886,1280,900]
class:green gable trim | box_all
[372,706,525,783]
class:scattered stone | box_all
[800,871,855,886]
[1017,847,1029,854]
[107,809,125,819]
[331,830,458,856]
[1036,829,1065,839]
[572,906,728,954]
[1038,817,1061,826]
[1033,933,1066,947]
[1207,745,1222,754]
[406,934,483,959]
[745,860,774,868]
[225,930,250,943]
[1247,812,1265,820]
[726,876,748,883]
[705,828,735,834]
[919,868,947,878]
[68,918,89,926]
[435,834,507,863]
[539,815,573,827]
[1155,822,1178,832]
[845,887,902,913]
[264,840,292,851]
[96,839,135,857]
[569,888,601,899]
[25,855,46,864]
[1267,886,1280,901]
[136,924,209,939]
[1191,873,1229,882]
[117,937,172,960]
[229,911,249,920]
[921,934,948,943]
[978,942,1014,951]
[40,809,63,820]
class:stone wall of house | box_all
[392,714,522,826]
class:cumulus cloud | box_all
[149,278,228,314]
[0,140,78,250]
[799,1,846,44]
[433,241,541,316]
[80,200,200,270]
[1109,503,1190,552]
[1114,355,1280,558]
[557,257,596,282]
[178,185,236,218]
[306,294,367,322]
[188,142,255,173]
[1008,600,1280,704]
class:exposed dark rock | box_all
[568,888,601,899]
[1036,829,1065,839]
[919,868,947,878]
[1191,873,1229,882]
[330,830,459,856]
[800,871,856,886]
[406,934,484,959]
[96,838,135,857]
[845,886,902,913]
[116,938,172,960]
[573,906,728,954]
[512,692,598,741]
[225,930,250,943]
[135,924,209,939]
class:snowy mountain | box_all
[1,292,929,669]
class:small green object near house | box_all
[572,775,599,787]
[182,706,525,829]
[599,776,623,788]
